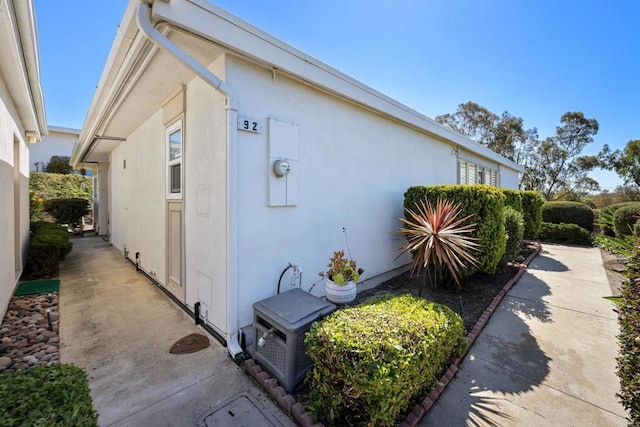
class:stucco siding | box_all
[0,159,17,320]
[227,56,463,326]
[500,168,520,189]
[109,110,166,284]
[0,83,30,320]
[184,57,229,334]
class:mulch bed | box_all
[244,242,541,426]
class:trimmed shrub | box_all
[0,364,98,426]
[617,246,640,423]
[404,184,506,275]
[30,172,92,221]
[542,201,594,232]
[501,188,523,213]
[44,198,89,230]
[599,202,640,236]
[305,294,466,426]
[538,222,592,246]
[503,206,524,259]
[613,203,640,238]
[521,191,544,239]
[23,222,72,279]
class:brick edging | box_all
[243,242,542,427]
[243,358,321,427]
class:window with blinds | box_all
[459,160,499,187]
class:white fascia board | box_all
[72,1,142,167]
[48,125,81,135]
[3,0,47,139]
[155,0,522,173]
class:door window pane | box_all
[170,164,181,194]
[169,129,182,162]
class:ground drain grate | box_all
[169,333,210,354]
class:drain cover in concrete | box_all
[169,333,209,354]
[200,393,280,426]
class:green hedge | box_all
[613,204,640,238]
[0,364,98,426]
[30,172,92,222]
[538,222,592,246]
[618,246,640,423]
[30,172,92,201]
[23,222,72,279]
[305,294,466,426]
[501,188,523,213]
[405,184,506,275]
[542,201,594,233]
[503,206,524,259]
[44,198,89,230]
[521,191,544,239]
[599,202,640,237]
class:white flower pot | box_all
[324,278,357,304]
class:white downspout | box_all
[135,2,243,359]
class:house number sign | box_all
[237,115,261,133]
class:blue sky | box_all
[34,0,639,190]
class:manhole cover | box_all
[169,333,210,354]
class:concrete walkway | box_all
[421,244,627,426]
[58,237,294,427]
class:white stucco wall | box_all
[98,51,522,338]
[0,78,30,320]
[226,56,472,327]
[29,126,79,171]
[109,110,166,284]
[500,166,520,189]
[184,56,229,334]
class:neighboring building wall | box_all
[30,126,79,171]
[0,79,30,319]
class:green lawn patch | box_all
[0,364,98,426]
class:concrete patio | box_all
[421,244,627,426]
[58,236,294,427]
[56,237,627,426]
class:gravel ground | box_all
[0,293,60,374]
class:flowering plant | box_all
[320,250,364,285]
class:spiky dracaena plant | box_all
[397,198,480,289]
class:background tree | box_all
[45,156,72,174]
[522,112,600,200]
[492,111,540,167]
[435,102,538,165]
[437,103,602,200]
[435,101,498,144]
[600,140,640,188]
[589,186,640,208]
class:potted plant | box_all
[320,250,364,304]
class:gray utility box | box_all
[251,288,336,393]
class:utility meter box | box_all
[250,288,336,393]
